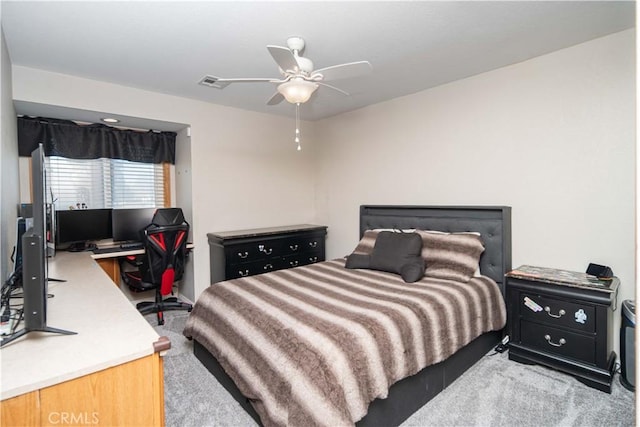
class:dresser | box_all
[207,224,327,283]
[506,265,619,393]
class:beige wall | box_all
[11,67,317,298]
[313,29,635,352]
[1,25,19,281]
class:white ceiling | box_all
[1,1,635,129]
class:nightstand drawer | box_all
[520,320,596,364]
[520,293,595,333]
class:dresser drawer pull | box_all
[237,251,249,259]
[289,244,299,251]
[258,245,273,255]
[544,306,566,318]
[289,260,299,267]
[238,270,249,277]
[309,241,318,248]
[544,334,566,347]
[263,263,274,271]
[308,256,318,263]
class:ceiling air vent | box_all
[198,75,231,89]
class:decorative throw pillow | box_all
[350,228,416,256]
[369,231,425,283]
[346,231,425,283]
[350,229,381,255]
[398,259,426,283]
[415,230,484,282]
[345,253,371,269]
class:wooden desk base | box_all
[95,258,121,285]
[1,353,164,426]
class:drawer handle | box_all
[309,256,318,262]
[544,334,566,347]
[309,241,318,248]
[544,306,566,318]
[237,251,249,259]
[289,244,299,251]
[263,263,273,270]
[238,269,249,277]
[258,245,273,255]
[289,260,299,267]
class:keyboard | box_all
[120,242,144,250]
[92,246,125,254]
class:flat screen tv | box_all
[1,144,76,347]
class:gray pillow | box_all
[399,259,426,283]
[370,231,425,282]
[345,253,371,269]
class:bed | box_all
[184,205,512,426]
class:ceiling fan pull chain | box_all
[295,103,301,151]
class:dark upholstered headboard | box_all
[359,205,512,293]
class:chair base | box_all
[137,297,192,325]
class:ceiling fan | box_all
[199,36,373,105]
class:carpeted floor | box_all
[147,311,635,427]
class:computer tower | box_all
[620,299,635,391]
[18,203,33,218]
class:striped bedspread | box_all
[183,258,506,427]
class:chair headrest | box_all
[152,208,185,226]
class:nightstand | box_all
[506,265,619,393]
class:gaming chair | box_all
[123,208,192,325]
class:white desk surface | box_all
[89,242,194,260]
[0,251,161,400]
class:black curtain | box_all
[17,116,176,164]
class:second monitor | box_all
[112,208,157,243]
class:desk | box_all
[0,251,166,426]
[90,243,194,284]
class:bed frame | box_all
[193,205,512,426]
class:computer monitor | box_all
[112,208,156,243]
[56,209,113,251]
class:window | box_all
[46,156,167,210]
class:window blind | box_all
[46,156,164,210]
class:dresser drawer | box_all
[282,251,325,269]
[280,235,325,256]
[226,259,281,279]
[520,320,596,364]
[520,293,595,333]
[225,240,283,264]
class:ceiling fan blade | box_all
[318,82,350,96]
[314,61,372,81]
[215,77,282,83]
[267,45,299,73]
[266,92,284,105]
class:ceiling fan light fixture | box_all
[277,78,318,104]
